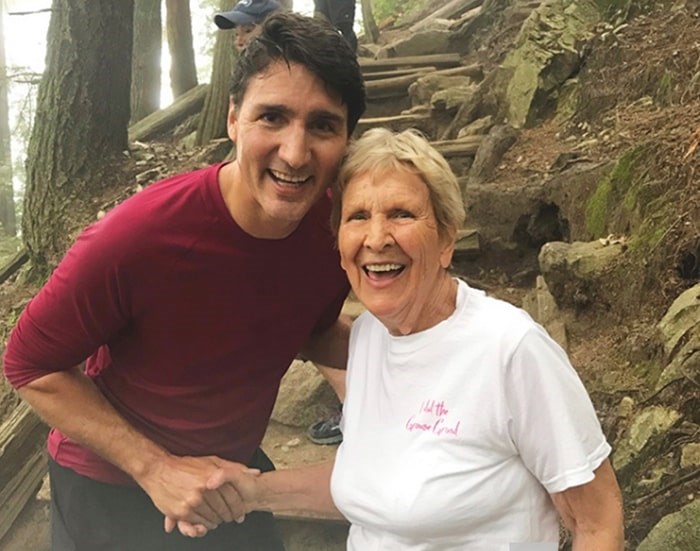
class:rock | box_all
[655,284,700,389]
[680,443,700,469]
[271,360,339,428]
[521,275,568,350]
[637,499,700,551]
[378,30,452,58]
[468,124,519,184]
[431,85,476,113]
[457,115,494,138]
[538,240,624,309]
[612,406,681,471]
[498,0,601,127]
[409,74,474,107]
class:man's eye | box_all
[261,113,280,123]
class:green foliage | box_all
[372,0,428,23]
[585,148,639,237]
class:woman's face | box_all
[338,167,456,335]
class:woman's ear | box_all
[439,227,458,269]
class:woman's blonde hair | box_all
[331,128,466,236]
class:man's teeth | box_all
[270,169,309,183]
[366,263,403,272]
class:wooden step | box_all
[360,53,462,74]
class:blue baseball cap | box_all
[214,0,280,29]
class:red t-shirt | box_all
[3,163,349,484]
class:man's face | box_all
[235,23,259,52]
[226,60,349,238]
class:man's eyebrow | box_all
[255,104,346,125]
[309,110,346,126]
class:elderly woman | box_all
[204,128,624,549]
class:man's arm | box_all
[18,368,247,529]
[299,314,351,369]
[550,459,624,550]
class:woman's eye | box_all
[347,211,367,221]
[394,210,414,219]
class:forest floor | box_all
[2,0,700,549]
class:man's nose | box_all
[278,125,311,168]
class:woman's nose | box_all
[364,217,393,250]
[278,125,311,168]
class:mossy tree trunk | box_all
[195,0,237,146]
[0,3,16,237]
[130,0,161,124]
[23,0,133,276]
[165,0,198,99]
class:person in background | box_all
[314,0,357,52]
[2,12,365,550]
[200,128,625,550]
[214,0,282,52]
[215,0,348,447]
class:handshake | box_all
[136,453,337,538]
[164,461,262,538]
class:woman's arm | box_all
[211,459,342,519]
[550,459,624,550]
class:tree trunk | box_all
[165,0,198,99]
[23,0,134,276]
[0,2,16,236]
[195,0,237,146]
[130,0,161,124]
[360,0,379,44]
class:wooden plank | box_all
[360,53,462,73]
[0,402,49,542]
[0,448,47,542]
[128,83,209,143]
[362,66,437,81]
[432,136,483,157]
[365,69,436,100]
[410,0,483,33]
[0,247,28,285]
[354,113,433,136]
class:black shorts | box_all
[49,449,285,551]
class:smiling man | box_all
[2,12,365,551]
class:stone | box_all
[612,406,681,470]
[271,360,339,428]
[457,115,494,138]
[431,85,476,113]
[468,124,519,184]
[637,499,700,551]
[538,239,624,309]
[521,276,568,350]
[378,30,452,58]
[409,74,474,107]
[498,0,600,127]
[680,443,700,469]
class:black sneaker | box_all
[307,407,343,445]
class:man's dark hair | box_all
[229,11,366,135]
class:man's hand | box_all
[135,454,252,531]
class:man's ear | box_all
[227,98,238,143]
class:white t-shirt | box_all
[331,279,611,551]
